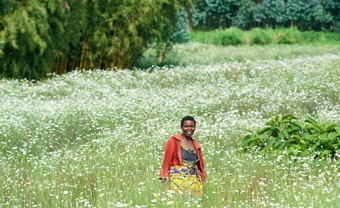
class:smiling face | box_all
[181,120,196,138]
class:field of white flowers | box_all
[0,44,339,207]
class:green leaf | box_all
[282,114,296,120]
[278,132,286,140]
[299,138,307,145]
[327,132,337,141]
[306,122,323,133]
[291,144,301,150]
[324,123,337,132]
[320,134,329,144]
[321,150,331,156]
[292,121,304,128]
[267,136,277,147]
[257,127,272,135]
[287,126,301,134]
[291,134,301,143]
[240,135,257,147]
[279,122,286,130]
[305,116,318,125]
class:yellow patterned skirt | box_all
[169,162,203,197]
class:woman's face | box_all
[181,120,196,138]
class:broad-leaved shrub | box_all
[241,114,340,158]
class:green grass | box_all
[173,42,340,66]
[0,44,339,207]
[136,42,340,68]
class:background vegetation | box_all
[191,0,340,31]
[1,0,339,80]
[190,27,340,46]
[0,0,191,79]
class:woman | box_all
[159,116,206,196]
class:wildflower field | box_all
[0,43,339,207]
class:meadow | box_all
[0,43,339,207]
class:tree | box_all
[0,0,51,79]
[191,0,239,29]
[233,0,256,29]
[0,0,190,79]
[191,0,339,31]
[262,0,287,27]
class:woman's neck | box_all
[181,134,192,141]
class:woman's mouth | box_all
[186,131,193,135]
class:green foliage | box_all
[191,28,340,46]
[218,27,243,46]
[134,9,191,68]
[248,28,275,45]
[301,31,326,42]
[275,27,303,44]
[241,114,340,158]
[170,10,191,44]
[191,0,340,31]
[191,0,239,29]
[233,0,265,29]
[299,30,340,43]
[0,0,51,80]
[191,27,243,46]
[0,38,3,58]
[0,0,190,79]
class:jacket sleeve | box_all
[159,138,175,180]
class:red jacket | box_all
[160,134,206,182]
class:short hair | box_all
[181,116,196,127]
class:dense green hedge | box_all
[191,28,340,46]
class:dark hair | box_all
[181,116,196,127]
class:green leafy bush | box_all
[218,27,243,46]
[191,28,338,46]
[248,28,275,45]
[241,114,340,158]
[301,31,326,42]
[191,28,243,46]
[275,28,303,44]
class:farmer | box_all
[159,116,206,196]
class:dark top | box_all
[181,146,199,163]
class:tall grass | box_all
[0,44,339,207]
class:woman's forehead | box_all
[182,120,195,125]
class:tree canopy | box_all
[0,0,190,79]
[191,0,340,31]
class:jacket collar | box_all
[172,134,200,149]
[172,133,195,141]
